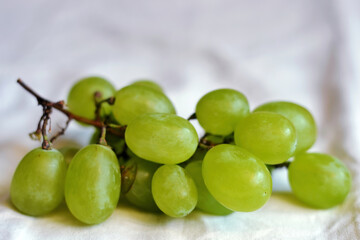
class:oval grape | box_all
[112,85,175,125]
[254,101,316,153]
[125,113,198,164]
[196,89,249,135]
[67,76,115,121]
[11,148,66,216]
[234,112,297,165]
[288,153,351,209]
[152,165,197,217]
[202,144,272,212]
[65,144,121,224]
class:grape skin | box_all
[288,153,351,209]
[125,157,160,212]
[152,165,197,217]
[67,76,116,121]
[125,113,198,164]
[202,144,272,212]
[11,148,66,216]
[131,80,163,92]
[185,161,233,215]
[254,101,317,153]
[234,112,297,165]
[196,89,249,136]
[112,85,175,125]
[65,144,121,224]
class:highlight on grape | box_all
[11,77,352,224]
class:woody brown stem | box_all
[17,79,126,145]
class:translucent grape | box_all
[254,101,317,153]
[196,89,249,135]
[234,112,297,165]
[125,113,198,164]
[65,144,120,224]
[131,80,163,92]
[67,76,115,121]
[202,144,272,212]
[11,148,66,216]
[112,85,175,125]
[185,161,233,215]
[125,157,160,212]
[152,165,197,217]
[288,153,351,209]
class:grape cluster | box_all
[11,77,352,224]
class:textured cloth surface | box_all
[0,0,360,239]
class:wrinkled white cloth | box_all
[0,0,359,239]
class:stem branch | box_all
[17,79,126,144]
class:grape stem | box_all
[98,126,108,146]
[17,79,127,148]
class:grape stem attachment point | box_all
[17,79,127,148]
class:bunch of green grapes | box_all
[11,77,352,225]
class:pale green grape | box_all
[202,144,272,212]
[11,148,66,216]
[185,161,233,215]
[112,85,175,125]
[125,157,160,212]
[254,101,316,153]
[152,165,197,217]
[131,80,163,92]
[90,129,125,156]
[67,76,115,121]
[288,153,351,209]
[196,89,249,135]
[65,144,120,224]
[125,113,198,164]
[234,112,297,165]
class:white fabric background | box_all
[0,0,359,239]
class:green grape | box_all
[234,112,297,165]
[131,80,163,92]
[125,157,160,212]
[125,113,198,164]
[11,148,66,216]
[65,144,120,224]
[152,165,197,217]
[59,147,80,166]
[254,101,317,153]
[67,76,115,121]
[196,89,249,135]
[185,161,233,215]
[202,144,272,212]
[112,85,175,125]
[288,153,351,209]
[90,129,125,155]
